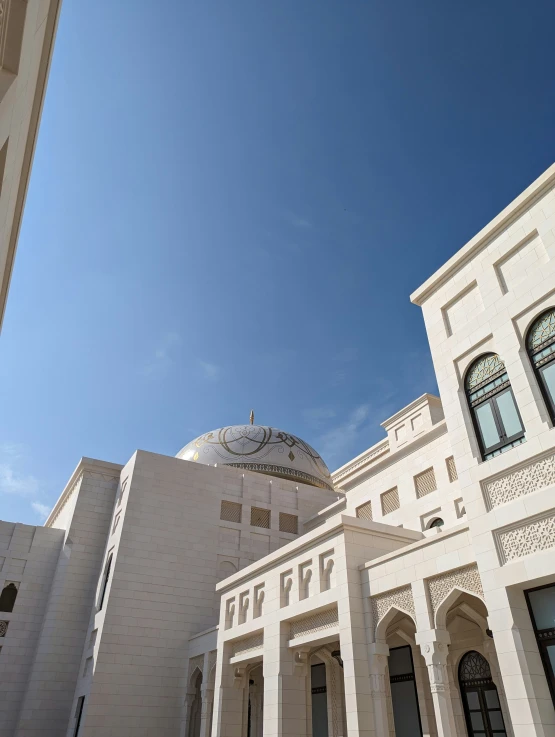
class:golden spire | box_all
[250,409,254,425]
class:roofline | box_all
[45,456,123,527]
[380,392,441,429]
[0,0,63,329]
[215,514,422,594]
[410,163,555,307]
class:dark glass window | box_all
[74,696,85,737]
[98,555,112,611]
[0,583,18,612]
[429,518,444,529]
[525,583,555,708]
[527,309,555,422]
[465,353,525,460]
[459,651,506,737]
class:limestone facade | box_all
[2,165,555,737]
[0,0,62,328]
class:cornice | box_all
[45,457,123,528]
[410,163,555,307]
[333,420,448,491]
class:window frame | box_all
[98,554,113,611]
[524,583,555,709]
[465,354,525,461]
[526,309,555,424]
[428,518,444,529]
[471,387,525,457]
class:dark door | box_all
[459,652,507,737]
[389,646,423,737]
[311,663,329,737]
[525,583,555,707]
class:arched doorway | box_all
[246,664,263,737]
[459,651,507,737]
[187,670,202,737]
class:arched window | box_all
[0,583,18,612]
[465,353,525,460]
[527,308,555,422]
[459,651,506,737]
[98,554,112,611]
[429,518,444,529]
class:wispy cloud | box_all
[0,443,38,496]
[198,359,221,381]
[0,443,52,521]
[0,463,38,496]
[141,331,181,379]
[31,502,50,521]
[283,210,313,229]
[317,403,371,468]
[302,407,337,429]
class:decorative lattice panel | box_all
[381,487,400,515]
[370,585,415,635]
[414,467,437,498]
[466,354,505,390]
[279,512,298,534]
[528,309,555,351]
[459,651,491,683]
[484,451,555,509]
[446,456,458,483]
[356,500,373,521]
[188,654,204,678]
[251,507,270,529]
[290,605,339,639]
[233,631,264,656]
[497,512,555,564]
[0,620,7,637]
[426,564,484,615]
[220,500,242,523]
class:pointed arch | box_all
[464,352,525,459]
[434,586,486,630]
[375,605,417,643]
[0,582,18,612]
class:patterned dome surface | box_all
[176,425,334,491]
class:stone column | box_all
[199,684,214,737]
[368,644,390,737]
[263,622,309,737]
[485,587,554,737]
[212,644,245,737]
[339,593,375,737]
[483,635,514,737]
[417,635,457,737]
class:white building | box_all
[0,0,62,329]
[1,164,555,737]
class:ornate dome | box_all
[176,425,334,491]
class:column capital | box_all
[292,646,311,677]
[233,666,247,689]
[368,642,390,658]
[415,629,451,664]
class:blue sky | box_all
[1,0,554,524]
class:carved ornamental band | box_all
[370,585,415,636]
[426,564,483,616]
[483,450,555,509]
[496,512,555,564]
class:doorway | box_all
[388,645,423,737]
[459,651,506,737]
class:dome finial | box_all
[250,409,254,425]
